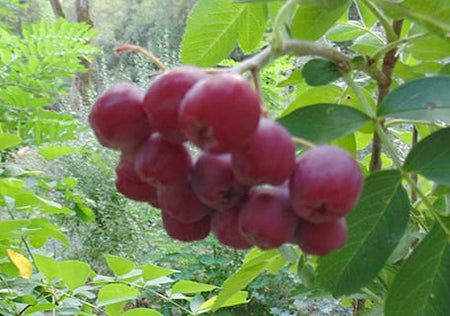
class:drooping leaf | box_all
[317,170,410,296]
[403,127,450,186]
[278,104,371,145]
[290,1,351,41]
[7,249,32,279]
[378,76,450,123]
[385,221,450,316]
[97,284,141,306]
[171,280,218,294]
[104,254,136,276]
[302,59,342,86]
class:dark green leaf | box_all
[403,127,450,186]
[291,1,351,40]
[317,170,410,296]
[378,76,450,123]
[385,222,450,316]
[303,59,342,86]
[278,104,371,144]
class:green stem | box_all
[360,0,397,41]
[374,124,403,168]
[342,73,376,118]
[372,32,428,61]
[273,0,300,51]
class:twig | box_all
[115,44,168,71]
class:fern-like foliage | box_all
[0,18,100,145]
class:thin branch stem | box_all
[374,124,403,168]
[291,136,316,148]
[115,44,168,71]
[372,32,428,61]
[273,0,300,50]
[360,0,397,41]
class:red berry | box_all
[192,153,249,210]
[157,179,212,223]
[161,212,211,242]
[89,83,151,150]
[293,218,347,256]
[232,118,296,185]
[135,133,192,186]
[289,146,363,223]
[239,187,298,250]
[211,207,252,250]
[143,67,208,143]
[115,155,158,206]
[179,73,261,153]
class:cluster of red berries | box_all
[88,66,364,256]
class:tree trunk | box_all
[72,0,94,112]
[49,0,66,18]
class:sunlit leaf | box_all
[7,249,32,279]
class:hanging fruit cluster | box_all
[88,66,364,256]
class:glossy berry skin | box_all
[143,67,208,143]
[179,73,261,153]
[239,187,298,250]
[89,82,150,150]
[232,118,296,185]
[211,207,252,250]
[192,153,249,210]
[157,179,212,223]
[135,133,192,186]
[289,146,364,223]
[115,156,158,206]
[293,218,347,256]
[161,212,211,242]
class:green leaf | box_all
[385,222,450,316]
[303,59,342,86]
[278,104,371,145]
[59,260,91,290]
[142,263,176,281]
[181,0,242,67]
[212,261,267,311]
[282,85,343,115]
[121,308,163,316]
[238,3,267,52]
[326,22,366,42]
[290,1,351,41]
[0,133,22,150]
[24,303,55,315]
[378,76,450,123]
[171,280,218,294]
[0,219,30,233]
[34,254,61,282]
[97,284,141,306]
[349,33,384,55]
[104,254,136,276]
[38,146,80,160]
[374,0,450,39]
[199,291,248,312]
[317,170,410,296]
[403,127,450,186]
[408,35,450,61]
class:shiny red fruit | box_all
[143,66,207,143]
[232,118,296,185]
[289,146,364,223]
[293,218,347,256]
[179,73,261,153]
[162,212,211,242]
[89,82,151,150]
[211,207,252,250]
